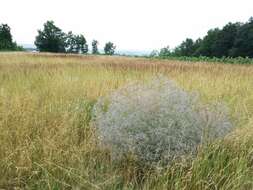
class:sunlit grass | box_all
[0,52,252,189]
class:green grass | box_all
[0,52,252,189]
[151,55,253,64]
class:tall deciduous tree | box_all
[104,42,116,55]
[230,19,253,58]
[196,28,220,57]
[66,32,88,54]
[0,24,13,50]
[212,23,240,57]
[35,21,66,53]
[0,24,22,51]
[159,46,171,57]
[92,40,99,54]
[174,38,196,56]
[78,35,88,54]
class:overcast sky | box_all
[1,0,253,51]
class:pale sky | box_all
[1,0,253,51]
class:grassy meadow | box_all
[0,52,253,189]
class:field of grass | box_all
[0,52,252,189]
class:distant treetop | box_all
[35,21,89,54]
[104,42,116,55]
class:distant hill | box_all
[116,49,151,56]
[20,44,37,52]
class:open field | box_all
[0,52,253,189]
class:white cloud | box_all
[1,0,253,50]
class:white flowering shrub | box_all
[93,77,233,165]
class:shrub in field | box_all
[93,77,233,165]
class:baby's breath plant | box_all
[93,77,233,165]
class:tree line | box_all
[155,17,253,58]
[1,18,253,58]
[35,21,116,55]
[0,21,116,55]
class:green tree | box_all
[78,35,88,54]
[212,23,240,57]
[66,31,78,53]
[174,38,196,56]
[35,21,66,53]
[159,46,171,57]
[0,24,22,51]
[230,19,253,57]
[66,32,88,54]
[195,28,220,57]
[104,42,116,55]
[92,40,99,54]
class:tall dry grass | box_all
[0,52,252,189]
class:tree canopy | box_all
[0,24,23,51]
[35,21,66,53]
[92,40,99,54]
[66,32,88,53]
[35,21,88,53]
[104,42,116,55]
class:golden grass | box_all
[0,52,252,189]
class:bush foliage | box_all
[93,77,233,165]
